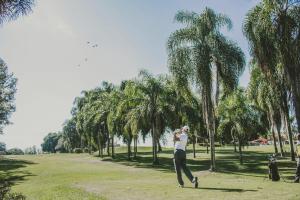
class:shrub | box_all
[0,182,26,200]
[83,148,89,153]
[6,148,24,155]
[73,148,83,153]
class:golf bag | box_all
[268,155,280,181]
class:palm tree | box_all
[218,88,259,164]
[130,70,175,164]
[243,0,300,156]
[248,63,286,156]
[0,0,34,24]
[167,8,245,171]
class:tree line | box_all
[42,1,300,170]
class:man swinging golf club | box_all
[173,125,198,188]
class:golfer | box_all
[294,133,300,183]
[173,126,198,188]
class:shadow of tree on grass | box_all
[101,148,297,181]
[0,157,36,187]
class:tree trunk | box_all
[268,112,278,154]
[107,136,110,156]
[97,132,101,157]
[282,93,295,161]
[208,108,216,171]
[133,137,137,159]
[152,124,159,165]
[157,139,162,153]
[111,136,115,158]
[89,134,92,155]
[233,140,237,152]
[127,136,132,160]
[276,112,284,157]
[192,134,196,158]
[271,123,278,154]
[238,139,243,165]
[293,91,300,133]
[284,111,295,161]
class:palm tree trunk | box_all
[268,112,278,154]
[111,136,115,158]
[157,139,162,153]
[152,124,159,164]
[276,112,284,157]
[97,132,101,157]
[89,134,92,155]
[133,137,137,159]
[127,136,132,160]
[271,119,278,154]
[282,93,295,161]
[293,92,300,133]
[208,103,216,170]
[238,138,243,165]
[192,134,196,158]
[107,136,110,156]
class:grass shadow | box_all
[101,148,297,180]
[184,186,258,192]
[0,157,36,187]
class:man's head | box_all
[182,125,189,133]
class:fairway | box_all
[1,146,300,200]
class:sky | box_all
[0,0,260,149]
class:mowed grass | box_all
[1,146,300,200]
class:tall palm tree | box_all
[243,0,300,141]
[248,64,279,155]
[0,0,34,24]
[131,70,175,164]
[218,88,259,164]
[167,8,245,171]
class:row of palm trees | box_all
[60,2,300,170]
[60,8,248,170]
[244,0,300,161]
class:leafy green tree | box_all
[24,145,37,155]
[0,59,17,134]
[248,63,286,156]
[126,70,175,164]
[167,8,245,170]
[62,118,81,152]
[41,132,59,153]
[218,88,259,164]
[6,148,24,155]
[0,141,5,151]
[243,0,300,161]
[0,0,34,25]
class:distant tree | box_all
[41,133,59,153]
[0,0,34,25]
[6,148,24,155]
[24,145,36,155]
[62,118,81,152]
[0,59,17,134]
[0,141,6,151]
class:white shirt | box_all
[174,132,188,151]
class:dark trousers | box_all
[174,149,194,185]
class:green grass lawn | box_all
[1,146,300,200]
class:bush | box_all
[6,148,24,155]
[73,148,83,153]
[0,182,26,200]
[83,148,89,153]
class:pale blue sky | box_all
[0,0,260,149]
